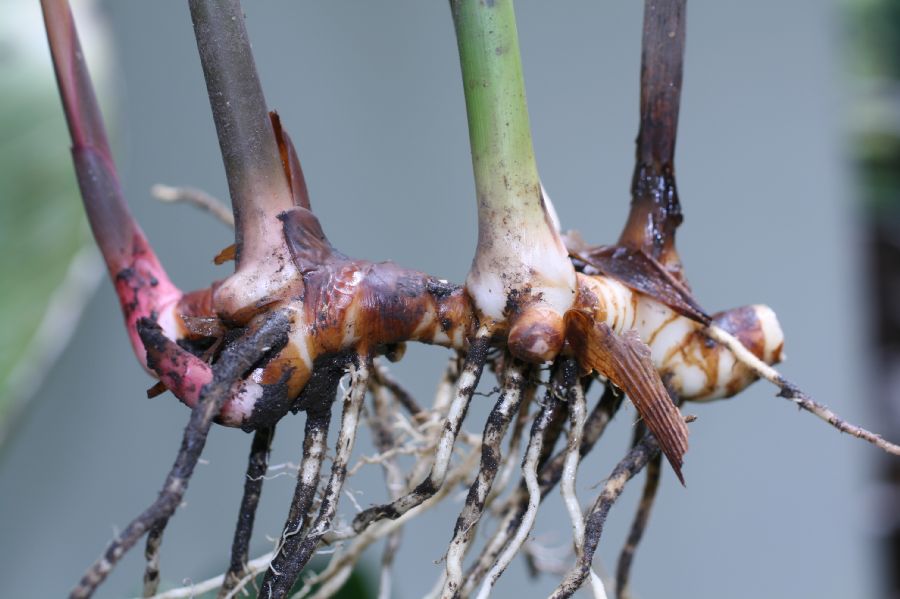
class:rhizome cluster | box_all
[39,0,900,598]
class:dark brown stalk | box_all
[550,435,661,599]
[188,0,295,266]
[259,357,371,598]
[69,311,291,599]
[352,334,490,532]
[618,0,687,275]
[219,426,277,597]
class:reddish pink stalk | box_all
[41,0,185,373]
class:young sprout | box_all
[452,0,575,363]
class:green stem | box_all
[452,0,573,363]
[452,0,542,221]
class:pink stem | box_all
[41,0,182,370]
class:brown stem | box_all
[618,0,687,274]
[188,0,295,267]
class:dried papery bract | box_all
[566,311,688,482]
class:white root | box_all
[369,379,409,599]
[305,566,353,599]
[291,448,481,599]
[261,360,370,597]
[589,569,610,599]
[152,183,235,228]
[484,381,535,511]
[461,499,519,597]
[351,329,490,532]
[706,325,900,455]
[474,395,560,599]
[548,436,660,599]
[442,361,527,598]
[560,381,587,554]
[139,551,275,599]
[463,384,624,597]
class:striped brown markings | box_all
[565,310,689,484]
[711,306,783,398]
[661,329,721,399]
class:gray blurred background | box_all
[0,1,888,598]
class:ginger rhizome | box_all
[39,1,896,598]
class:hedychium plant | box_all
[38,0,899,598]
